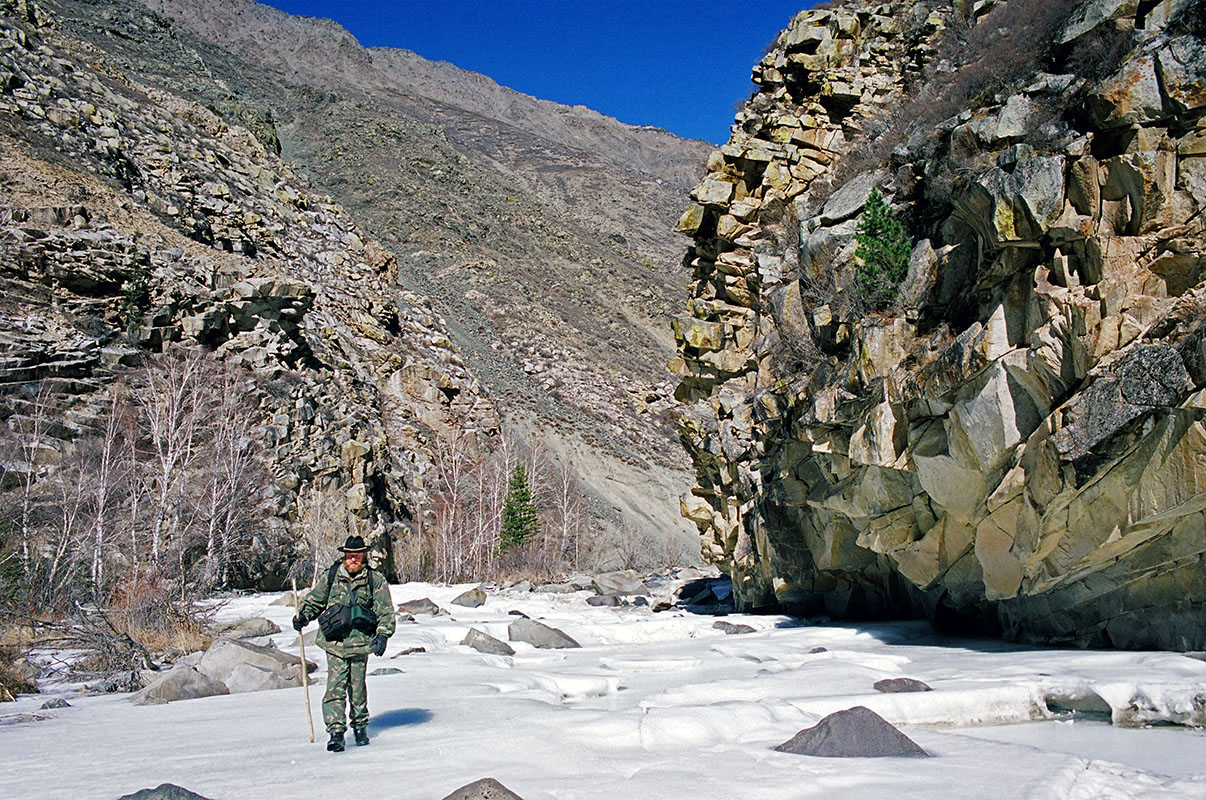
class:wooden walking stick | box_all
[292,579,315,743]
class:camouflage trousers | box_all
[322,652,369,734]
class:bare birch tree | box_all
[138,347,206,566]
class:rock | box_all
[439,777,525,800]
[368,668,403,676]
[1088,55,1165,128]
[713,621,756,635]
[196,638,315,692]
[874,678,932,693]
[269,592,301,606]
[39,698,70,709]
[451,587,487,608]
[462,628,516,656]
[652,601,674,612]
[117,784,215,800]
[509,580,533,593]
[215,617,280,639]
[808,647,828,654]
[819,172,882,225]
[586,595,623,607]
[534,582,576,594]
[0,712,51,725]
[222,663,299,693]
[507,618,580,649]
[131,666,230,706]
[397,598,446,616]
[774,707,929,758]
[1051,345,1193,461]
[591,570,650,596]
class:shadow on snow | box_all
[370,708,434,731]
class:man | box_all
[294,535,395,752]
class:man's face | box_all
[344,551,366,574]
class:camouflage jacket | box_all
[300,562,396,657]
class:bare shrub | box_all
[824,0,1083,192]
[103,576,214,661]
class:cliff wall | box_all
[674,0,1206,648]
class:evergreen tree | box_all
[499,463,539,553]
[854,187,912,310]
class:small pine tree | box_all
[854,187,912,310]
[499,463,539,553]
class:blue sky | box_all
[258,1,816,144]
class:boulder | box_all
[215,617,280,639]
[874,678,933,693]
[130,666,229,706]
[222,663,299,693]
[117,785,214,800]
[440,778,525,800]
[197,638,315,692]
[451,587,487,608]
[269,592,301,606]
[507,618,580,649]
[462,628,516,656]
[774,707,929,758]
[39,698,70,709]
[397,598,446,616]
[586,595,623,607]
[591,570,650,596]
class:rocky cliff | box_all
[0,0,498,582]
[674,0,1206,648]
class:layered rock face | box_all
[675,0,1206,648]
[0,0,497,581]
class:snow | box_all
[2,581,1205,800]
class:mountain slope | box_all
[36,0,716,561]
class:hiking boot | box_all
[353,728,370,746]
[327,732,345,752]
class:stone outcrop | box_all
[675,0,1206,648]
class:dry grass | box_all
[0,623,38,700]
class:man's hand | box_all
[292,614,306,632]
[372,634,387,657]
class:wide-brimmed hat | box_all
[338,535,370,553]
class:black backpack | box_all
[316,561,380,641]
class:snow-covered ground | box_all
[2,581,1205,800]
